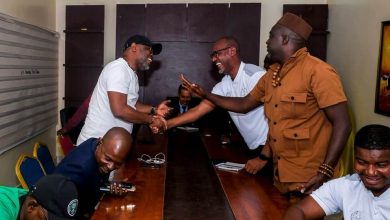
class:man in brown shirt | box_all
[181,13,351,199]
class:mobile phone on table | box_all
[100,181,136,192]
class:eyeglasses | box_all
[137,152,166,165]
[210,46,232,58]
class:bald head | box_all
[95,127,133,174]
[103,127,133,147]
[215,36,240,55]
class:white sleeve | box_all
[106,65,131,94]
[248,70,265,90]
[310,177,345,216]
[211,81,224,96]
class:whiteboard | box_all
[0,13,59,155]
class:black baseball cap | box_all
[123,34,162,55]
[30,174,78,220]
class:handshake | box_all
[148,100,171,134]
[149,115,168,134]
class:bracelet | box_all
[150,107,156,115]
[319,165,334,176]
[320,163,334,171]
[258,153,271,161]
[319,163,334,175]
[318,169,333,179]
[317,163,334,179]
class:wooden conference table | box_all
[201,128,289,220]
[91,129,168,220]
[91,126,288,220]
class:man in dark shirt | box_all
[166,85,201,130]
[55,127,133,217]
[167,85,200,118]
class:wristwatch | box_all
[150,107,156,115]
[258,153,271,161]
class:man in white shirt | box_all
[165,36,269,174]
[283,124,390,220]
[77,35,169,145]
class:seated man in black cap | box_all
[77,34,171,145]
[0,174,78,220]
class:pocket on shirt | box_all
[280,92,308,119]
[282,128,311,157]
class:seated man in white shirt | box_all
[283,124,390,220]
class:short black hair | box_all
[355,124,390,150]
[178,84,189,94]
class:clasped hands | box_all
[150,116,168,134]
[149,74,207,134]
[149,100,171,134]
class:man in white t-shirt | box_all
[283,124,390,220]
[77,35,169,145]
[165,36,269,174]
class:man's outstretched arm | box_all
[167,99,215,129]
[181,74,262,113]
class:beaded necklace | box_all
[271,65,281,87]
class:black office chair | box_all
[59,106,84,144]
[60,107,77,127]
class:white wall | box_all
[0,0,56,186]
[327,0,390,130]
[0,0,56,30]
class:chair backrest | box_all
[59,107,77,127]
[59,106,84,143]
[33,142,56,174]
[57,134,74,156]
[15,154,46,189]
